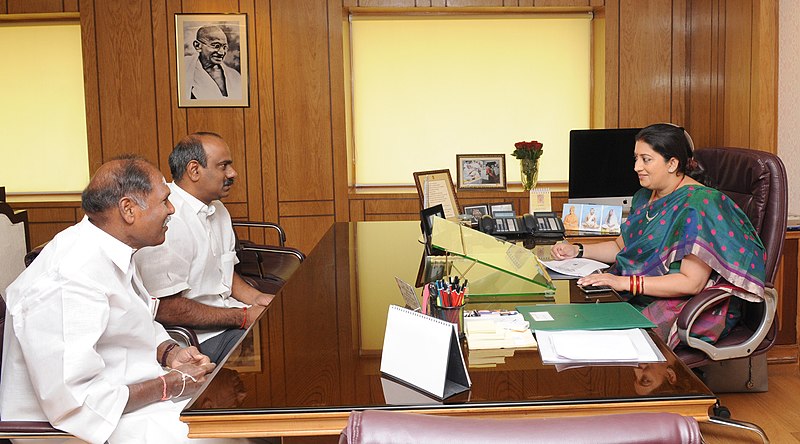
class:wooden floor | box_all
[285,363,800,444]
[701,363,800,443]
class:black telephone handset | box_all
[479,212,564,237]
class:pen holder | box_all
[429,301,466,338]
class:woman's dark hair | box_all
[635,123,710,186]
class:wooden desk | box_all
[181,222,715,438]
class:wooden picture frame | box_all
[456,154,507,190]
[413,169,460,219]
[176,13,249,107]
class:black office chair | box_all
[671,147,785,441]
[674,148,787,374]
[232,220,305,295]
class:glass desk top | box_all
[182,221,714,438]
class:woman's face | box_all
[633,140,676,190]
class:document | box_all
[536,329,665,365]
[424,178,457,219]
[541,257,609,277]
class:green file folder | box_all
[516,302,656,331]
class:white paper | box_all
[541,258,610,277]
[425,179,457,219]
[536,329,665,365]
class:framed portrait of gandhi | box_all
[175,14,249,107]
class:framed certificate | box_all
[413,169,460,219]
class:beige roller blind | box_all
[0,21,89,193]
[348,14,592,186]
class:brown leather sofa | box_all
[339,410,703,444]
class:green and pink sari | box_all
[615,184,766,348]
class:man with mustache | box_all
[184,25,242,100]
[135,133,273,363]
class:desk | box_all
[181,221,715,438]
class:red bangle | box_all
[240,307,248,329]
[160,342,178,368]
[629,276,634,294]
[640,276,645,294]
[159,375,170,401]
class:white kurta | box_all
[0,218,189,444]
[183,54,242,100]
[134,183,242,344]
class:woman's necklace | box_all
[645,175,685,222]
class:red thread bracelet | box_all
[240,307,248,329]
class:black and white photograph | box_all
[456,154,507,190]
[463,204,489,223]
[176,14,249,107]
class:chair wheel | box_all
[713,405,731,418]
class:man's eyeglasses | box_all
[196,39,228,51]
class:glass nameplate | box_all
[429,217,555,297]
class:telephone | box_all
[479,212,565,237]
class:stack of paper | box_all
[536,328,665,366]
[464,311,537,368]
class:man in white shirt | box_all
[0,157,220,443]
[135,133,273,363]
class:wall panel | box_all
[617,0,673,126]
[272,0,334,202]
[93,1,159,162]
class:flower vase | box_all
[520,159,539,191]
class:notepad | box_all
[380,305,471,400]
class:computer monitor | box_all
[568,128,642,213]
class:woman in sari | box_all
[551,123,766,348]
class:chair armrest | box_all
[232,221,286,246]
[676,287,777,361]
[0,420,71,439]
[164,325,200,348]
[239,243,305,263]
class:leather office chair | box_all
[232,220,305,295]
[674,148,787,380]
[0,197,29,297]
[339,410,703,444]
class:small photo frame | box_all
[489,202,515,218]
[562,203,622,234]
[413,170,460,219]
[176,14,249,107]
[463,204,489,224]
[420,204,446,237]
[579,205,602,231]
[456,154,507,190]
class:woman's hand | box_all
[577,272,628,292]
[550,242,580,260]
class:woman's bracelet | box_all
[160,342,179,368]
[575,243,584,258]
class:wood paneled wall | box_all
[2,0,778,252]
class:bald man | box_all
[0,157,235,443]
[184,25,242,100]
